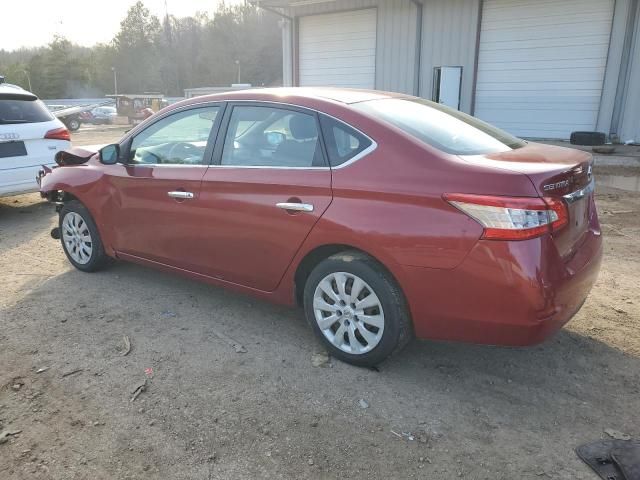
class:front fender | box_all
[40,163,103,202]
[39,163,115,256]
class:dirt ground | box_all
[1,126,639,479]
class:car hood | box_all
[54,146,102,166]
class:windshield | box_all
[352,98,526,155]
[0,97,54,124]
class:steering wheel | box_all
[167,142,201,163]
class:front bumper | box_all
[401,223,603,346]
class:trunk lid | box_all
[461,142,595,258]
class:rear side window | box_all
[320,116,372,167]
[0,98,54,124]
[352,98,526,155]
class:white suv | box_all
[0,77,71,197]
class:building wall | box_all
[283,0,481,112]
[419,0,480,113]
[617,0,640,141]
[279,0,637,140]
[282,18,294,87]
[284,0,419,95]
[597,0,633,134]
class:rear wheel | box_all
[66,118,81,131]
[303,251,412,366]
[59,200,111,272]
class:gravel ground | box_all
[0,126,638,479]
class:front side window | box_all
[221,106,324,167]
[352,98,526,155]
[129,106,219,165]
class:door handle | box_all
[168,191,194,199]
[276,202,314,212]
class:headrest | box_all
[290,115,317,140]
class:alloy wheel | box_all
[62,212,93,265]
[313,271,385,354]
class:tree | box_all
[113,1,162,93]
[0,1,283,98]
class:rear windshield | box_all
[0,97,54,125]
[352,98,526,155]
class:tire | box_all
[67,118,81,131]
[59,200,111,272]
[570,131,605,146]
[303,251,412,367]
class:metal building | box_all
[255,0,640,142]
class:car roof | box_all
[178,87,412,110]
[0,83,37,100]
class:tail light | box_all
[444,193,568,240]
[44,127,71,141]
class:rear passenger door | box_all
[197,103,333,291]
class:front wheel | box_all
[59,200,111,272]
[303,251,412,366]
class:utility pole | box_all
[23,70,32,91]
[112,67,118,95]
[235,60,241,84]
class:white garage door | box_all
[474,0,614,139]
[299,9,377,88]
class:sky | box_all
[0,0,246,51]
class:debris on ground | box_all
[592,146,616,154]
[121,335,132,356]
[391,430,415,441]
[130,379,148,403]
[0,429,22,445]
[211,330,247,353]
[11,383,22,391]
[161,310,177,317]
[358,399,369,409]
[35,367,49,374]
[311,351,330,367]
[604,428,632,441]
[61,368,83,378]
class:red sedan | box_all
[39,88,602,366]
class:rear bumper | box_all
[401,218,603,346]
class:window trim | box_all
[318,113,377,169]
[118,99,378,170]
[120,101,226,167]
[211,101,330,170]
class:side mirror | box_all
[265,131,285,147]
[99,144,120,165]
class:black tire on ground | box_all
[303,251,413,367]
[66,118,81,131]
[570,131,606,146]
[58,200,112,272]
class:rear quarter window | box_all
[0,97,54,124]
[319,115,373,167]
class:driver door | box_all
[106,104,224,270]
